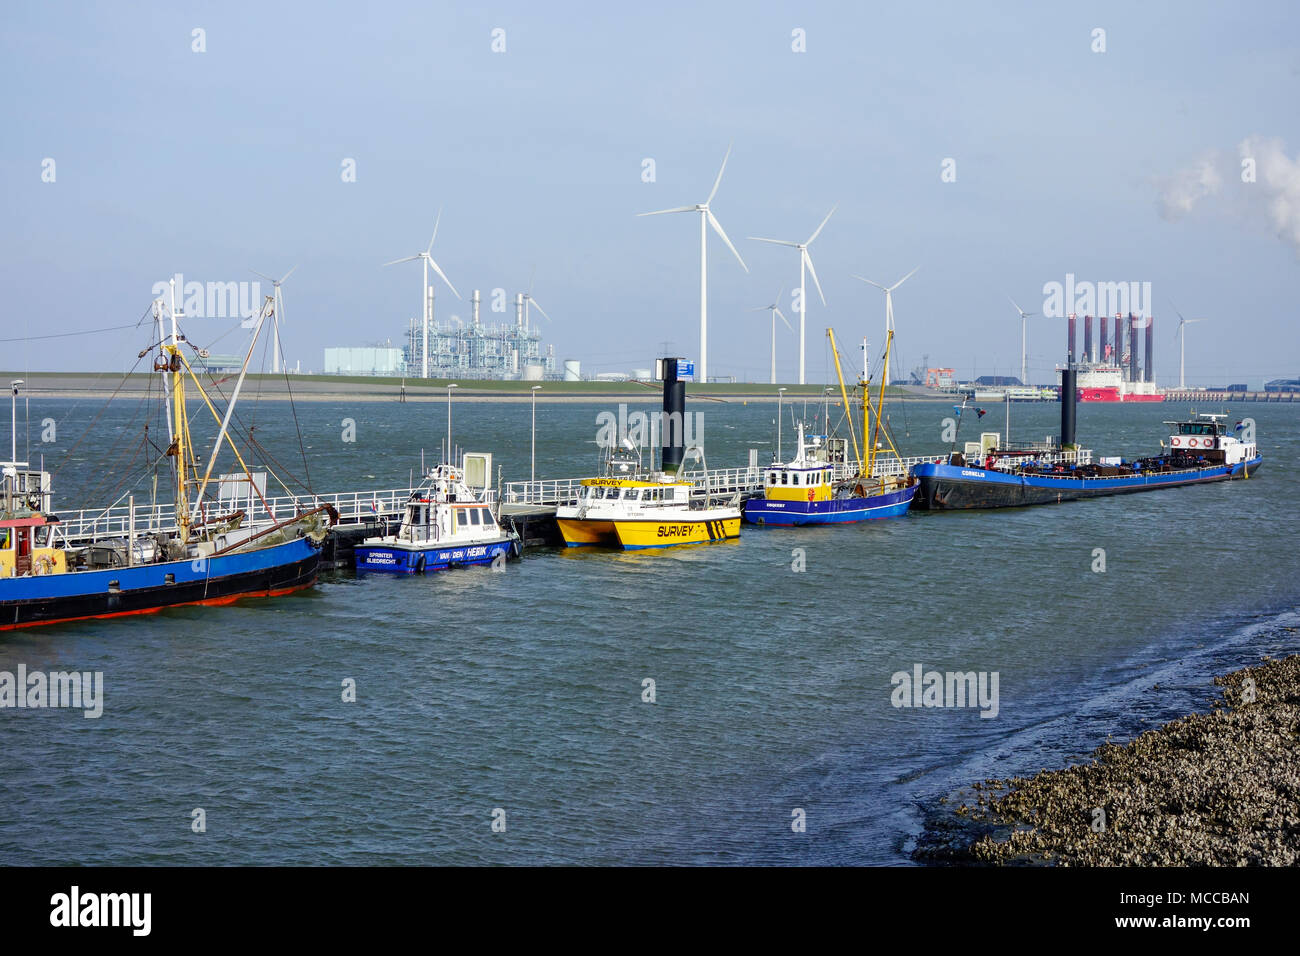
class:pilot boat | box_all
[354,461,520,573]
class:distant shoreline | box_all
[0,372,952,404]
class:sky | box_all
[2,1,1298,386]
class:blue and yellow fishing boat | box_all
[744,326,916,526]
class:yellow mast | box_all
[165,283,191,537]
[825,328,861,466]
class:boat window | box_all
[469,509,482,526]
[0,529,8,550]
[481,509,495,527]
[457,510,468,527]
[769,472,778,485]
[780,472,788,485]
[792,473,800,486]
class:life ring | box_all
[1171,437,1181,447]
[807,489,814,501]
[1187,438,1197,447]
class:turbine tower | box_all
[1172,307,1206,389]
[384,209,461,379]
[853,266,919,338]
[1007,296,1037,386]
[520,269,553,332]
[747,205,835,385]
[638,144,748,385]
[750,288,792,385]
[251,266,296,374]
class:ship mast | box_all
[825,328,862,467]
[167,279,191,537]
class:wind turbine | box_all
[385,209,461,379]
[638,144,748,385]
[747,205,835,385]
[251,266,295,374]
[853,267,919,336]
[750,288,793,385]
[1171,305,1206,389]
[520,269,553,331]
[1007,296,1037,385]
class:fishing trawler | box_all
[354,458,520,573]
[0,283,335,630]
[744,326,916,525]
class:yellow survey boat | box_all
[556,477,740,550]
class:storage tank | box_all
[522,364,545,381]
[563,359,581,382]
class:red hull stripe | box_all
[0,581,315,631]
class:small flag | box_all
[952,405,964,414]
[976,407,987,418]
[371,498,379,514]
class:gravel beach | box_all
[936,654,1300,866]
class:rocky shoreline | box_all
[932,654,1300,866]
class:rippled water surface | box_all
[2,394,1297,864]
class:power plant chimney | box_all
[1145,314,1154,383]
[1067,313,1077,364]
[472,289,481,326]
[1128,313,1139,383]
[1083,314,1093,364]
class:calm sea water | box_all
[2,394,1298,864]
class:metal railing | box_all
[53,485,499,547]
[502,455,941,507]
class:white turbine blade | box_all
[749,305,770,312]
[888,266,920,292]
[383,255,421,267]
[852,274,887,291]
[775,307,793,331]
[530,297,552,322]
[746,236,799,247]
[706,143,732,205]
[427,257,461,299]
[803,249,826,306]
[1008,295,1024,316]
[280,265,297,284]
[706,209,748,272]
[251,269,275,282]
[637,205,696,217]
[427,208,442,254]
[805,205,837,245]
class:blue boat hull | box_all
[0,535,322,630]
[743,484,918,525]
[911,457,1263,510]
[354,537,519,574]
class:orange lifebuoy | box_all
[1171,437,1181,447]
[1187,438,1197,448]
[807,489,814,501]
